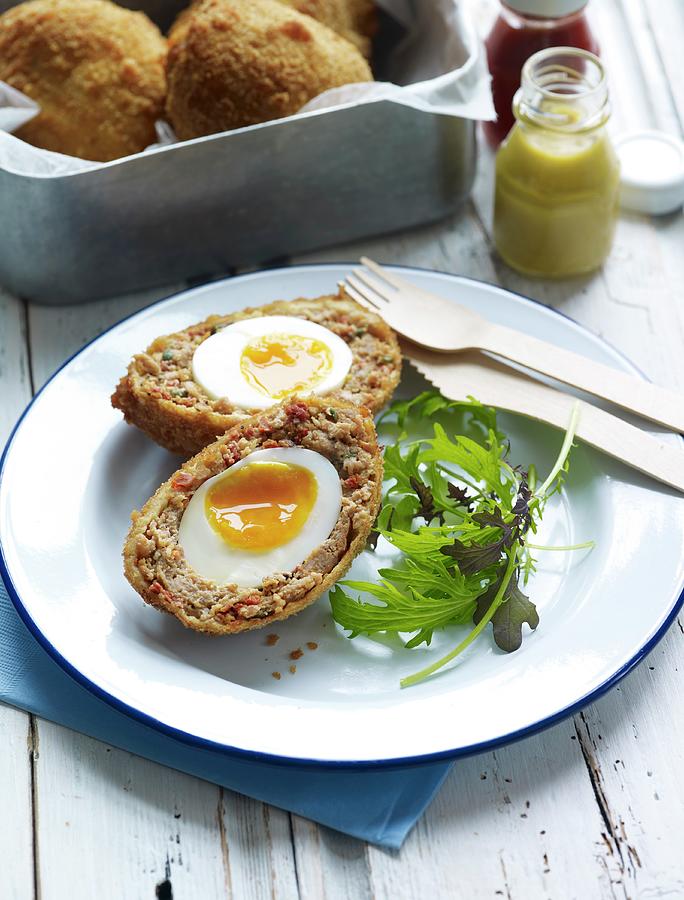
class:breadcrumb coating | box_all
[0,0,167,161]
[277,0,376,56]
[166,0,372,139]
[171,0,376,56]
[345,0,377,38]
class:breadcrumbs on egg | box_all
[111,292,401,456]
[122,395,383,634]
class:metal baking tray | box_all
[0,1,477,305]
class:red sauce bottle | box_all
[484,0,599,147]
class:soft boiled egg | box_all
[191,315,353,409]
[178,447,342,587]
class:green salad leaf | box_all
[473,573,539,653]
[330,392,590,687]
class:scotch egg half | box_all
[123,396,384,635]
[112,294,402,457]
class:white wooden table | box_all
[2,1,684,896]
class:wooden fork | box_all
[343,258,684,434]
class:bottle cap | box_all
[502,0,588,17]
[614,130,684,216]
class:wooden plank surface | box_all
[23,288,228,900]
[0,289,36,900]
[1,0,684,897]
[32,724,228,900]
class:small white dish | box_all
[615,129,684,216]
[1,264,683,766]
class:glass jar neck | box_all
[500,2,588,26]
[514,47,609,133]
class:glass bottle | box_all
[493,47,620,278]
[484,0,598,147]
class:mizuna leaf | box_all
[409,476,441,523]
[440,537,504,575]
[473,575,539,652]
[329,391,585,687]
[330,583,473,647]
[448,483,472,509]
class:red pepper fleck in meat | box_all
[171,472,195,491]
[344,475,362,489]
[222,441,240,465]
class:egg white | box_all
[178,447,343,588]
[191,315,354,409]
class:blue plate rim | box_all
[1,262,682,771]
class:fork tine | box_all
[345,273,388,309]
[339,279,382,313]
[360,257,403,290]
[351,268,394,304]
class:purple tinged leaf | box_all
[441,538,504,575]
[473,575,539,652]
[447,483,473,510]
[409,476,441,523]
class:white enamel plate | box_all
[2,265,683,766]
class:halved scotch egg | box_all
[112,293,401,456]
[123,396,383,634]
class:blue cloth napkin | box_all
[0,578,451,849]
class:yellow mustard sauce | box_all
[493,47,621,279]
[494,114,620,278]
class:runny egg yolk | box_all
[239,333,333,400]
[205,461,318,552]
